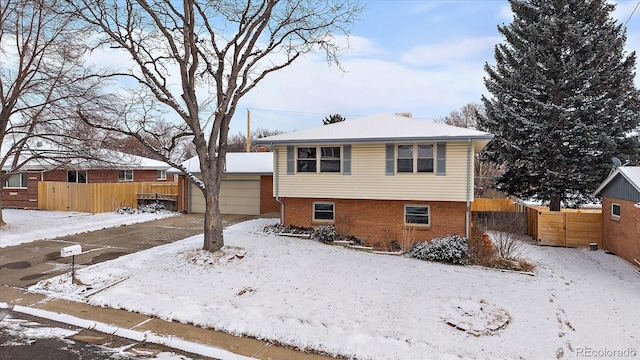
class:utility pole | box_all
[246,109,251,153]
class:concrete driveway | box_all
[0,213,254,288]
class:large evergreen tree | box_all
[478,0,640,210]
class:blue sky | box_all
[231,0,640,136]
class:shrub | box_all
[312,224,338,243]
[491,231,525,260]
[407,234,469,265]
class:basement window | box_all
[313,202,335,222]
[611,203,621,220]
[405,205,430,226]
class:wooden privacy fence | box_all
[38,181,178,213]
[471,198,602,247]
[527,206,602,247]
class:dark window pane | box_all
[314,211,334,220]
[397,145,412,158]
[397,159,413,172]
[315,203,334,211]
[417,159,434,172]
[405,206,429,224]
[321,147,340,158]
[297,159,316,172]
[417,145,433,157]
[68,171,77,183]
[320,160,340,172]
[297,147,316,159]
[77,171,87,183]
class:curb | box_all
[11,304,253,360]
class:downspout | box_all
[466,138,472,240]
[186,175,191,213]
[274,146,285,225]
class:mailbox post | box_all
[60,245,82,283]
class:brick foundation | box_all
[282,197,468,249]
[602,197,640,267]
[260,175,280,214]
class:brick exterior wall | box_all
[282,197,467,249]
[42,169,166,183]
[1,172,40,209]
[260,175,280,214]
[602,197,640,266]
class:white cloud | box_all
[400,36,499,67]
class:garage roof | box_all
[176,152,273,174]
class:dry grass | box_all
[400,226,417,253]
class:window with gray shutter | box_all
[436,142,446,176]
[286,145,294,175]
[343,145,351,175]
[385,144,394,175]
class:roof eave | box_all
[255,135,495,145]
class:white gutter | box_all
[466,138,472,240]
[274,147,284,225]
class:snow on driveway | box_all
[30,219,640,360]
[0,208,178,248]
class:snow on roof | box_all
[593,166,640,195]
[175,152,273,174]
[1,149,169,171]
[254,113,494,144]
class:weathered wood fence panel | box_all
[38,182,178,213]
[471,198,519,212]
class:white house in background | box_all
[173,152,279,215]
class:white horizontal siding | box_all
[274,143,474,202]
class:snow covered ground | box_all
[28,218,640,360]
[0,208,178,248]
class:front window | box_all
[397,144,434,173]
[320,147,341,172]
[405,205,430,225]
[313,202,335,222]
[118,170,133,181]
[157,169,167,180]
[67,171,87,183]
[297,146,341,173]
[397,145,413,173]
[2,172,27,188]
[297,147,317,172]
[611,203,621,219]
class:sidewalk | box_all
[0,285,334,360]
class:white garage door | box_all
[190,178,261,215]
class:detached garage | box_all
[175,152,279,215]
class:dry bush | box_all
[335,214,353,237]
[469,220,496,266]
[490,231,525,260]
[400,226,417,253]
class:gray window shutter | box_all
[343,145,351,175]
[286,145,294,175]
[436,142,446,176]
[385,144,394,176]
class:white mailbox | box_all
[60,245,82,258]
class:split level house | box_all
[1,150,172,209]
[593,166,640,267]
[255,113,494,249]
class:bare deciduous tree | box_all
[0,0,101,226]
[70,0,364,251]
[226,127,284,153]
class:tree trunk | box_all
[201,176,224,252]
[549,194,561,212]
[0,189,4,226]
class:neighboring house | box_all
[593,166,640,267]
[255,113,494,249]
[1,151,171,209]
[174,152,279,215]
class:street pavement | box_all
[0,213,335,360]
